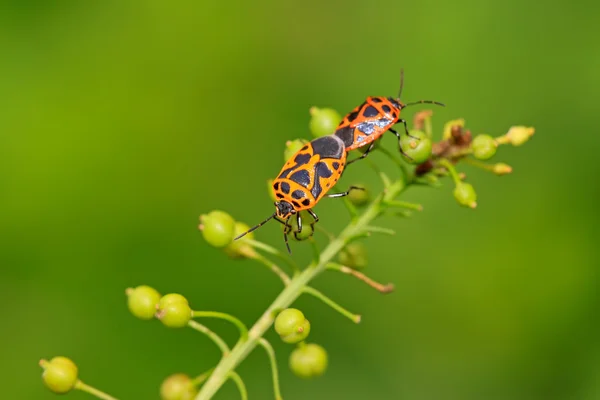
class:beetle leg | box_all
[347,140,376,165]
[327,185,365,198]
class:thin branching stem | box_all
[251,253,291,285]
[75,381,119,400]
[326,262,394,294]
[191,311,248,340]
[188,320,230,355]
[228,372,248,400]
[302,286,361,323]
[191,368,215,387]
[258,338,282,400]
[245,239,300,274]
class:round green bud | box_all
[127,285,161,320]
[160,373,198,400]
[158,293,189,308]
[453,182,477,209]
[399,130,432,164]
[157,293,192,328]
[40,356,78,394]
[505,125,535,146]
[492,163,512,176]
[309,107,341,138]
[274,308,311,344]
[337,242,368,270]
[471,134,497,160]
[284,139,308,162]
[224,221,256,259]
[347,184,370,207]
[199,210,235,248]
[289,343,328,379]
[287,211,315,242]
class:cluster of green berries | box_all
[274,308,328,379]
[126,285,192,328]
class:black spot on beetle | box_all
[273,182,280,190]
[302,199,311,206]
[382,104,391,113]
[301,145,309,151]
[311,161,333,199]
[280,182,291,194]
[363,106,379,117]
[292,201,301,208]
[276,193,284,199]
[332,161,340,170]
[311,135,344,159]
[348,111,359,122]
[334,126,355,148]
[371,97,382,103]
[289,170,311,188]
[294,153,311,165]
[292,190,305,199]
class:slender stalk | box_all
[258,338,282,400]
[302,286,361,323]
[438,159,461,185]
[228,372,248,400]
[195,178,408,400]
[252,253,291,285]
[75,381,119,400]
[245,239,300,274]
[384,200,423,211]
[188,320,230,354]
[364,225,396,236]
[191,311,248,340]
[191,368,215,387]
[326,262,395,294]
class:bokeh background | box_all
[1,1,598,399]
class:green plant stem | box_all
[191,311,248,341]
[194,177,408,400]
[228,372,248,400]
[245,239,300,274]
[188,320,230,355]
[191,368,215,387]
[302,286,361,323]
[258,338,283,400]
[384,200,423,211]
[326,262,395,294]
[252,253,291,285]
[463,157,494,171]
[75,381,119,400]
[438,159,461,185]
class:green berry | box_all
[471,134,497,160]
[160,373,198,400]
[399,130,432,164]
[338,242,368,270]
[347,184,370,207]
[224,221,256,259]
[284,139,308,162]
[157,293,192,328]
[289,343,328,379]
[274,308,311,344]
[159,293,189,308]
[287,211,315,241]
[199,210,235,248]
[40,356,78,394]
[127,285,161,320]
[309,107,341,138]
[453,182,477,209]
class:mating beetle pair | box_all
[235,70,444,252]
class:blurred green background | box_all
[1,1,597,399]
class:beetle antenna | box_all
[234,212,277,240]
[402,100,445,108]
[397,68,405,99]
